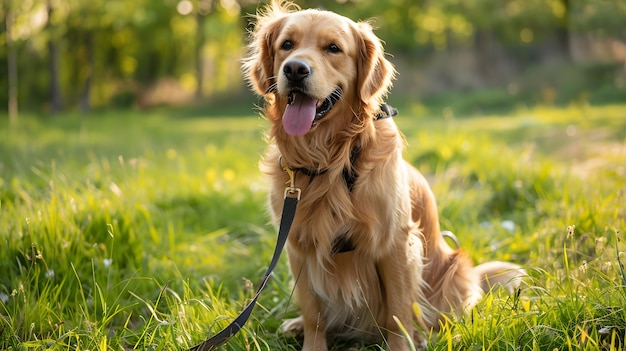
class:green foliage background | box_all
[1,0,625,112]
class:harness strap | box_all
[376,103,397,120]
[188,195,299,351]
[342,145,361,192]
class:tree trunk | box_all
[560,0,572,61]
[195,13,206,100]
[47,0,63,113]
[80,31,94,113]
[6,3,18,121]
[474,29,496,85]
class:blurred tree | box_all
[570,0,626,36]
[4,0,18,121]
[46,0,62,113]
[195,0,215,100]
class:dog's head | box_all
[243,1,395,137]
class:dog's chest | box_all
[308,252,382,310]
[304,251,385,336]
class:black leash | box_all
[187,184,300,351]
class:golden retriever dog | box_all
[242,1,525,350]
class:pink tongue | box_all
[282,93,317,136]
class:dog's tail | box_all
[473,261,526,294]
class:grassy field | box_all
[1,103,625,350]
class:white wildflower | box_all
[579,260,588,274]
[501,220,516,232]
[595,237,606,254]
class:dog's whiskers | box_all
[265,81,278,94]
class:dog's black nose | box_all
[283,59,311,82]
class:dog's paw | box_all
[413,337,428,351]
[280,316,304,338]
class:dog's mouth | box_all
[282,87,342,136]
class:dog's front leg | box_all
[298,294,328,351]
[285,251,329,351]
[377,242,427,351]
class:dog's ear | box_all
[243,20,282,95]
[243,1,295,95]
[354,22,395,106]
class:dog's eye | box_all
[327,44,341,53]
[281,40,294,51]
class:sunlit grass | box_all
[1,104,625,350]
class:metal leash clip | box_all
[279,156,301,200]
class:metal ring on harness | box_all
[441,230,460,250]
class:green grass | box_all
[1,103,625,350]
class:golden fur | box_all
[242,2,525,350]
